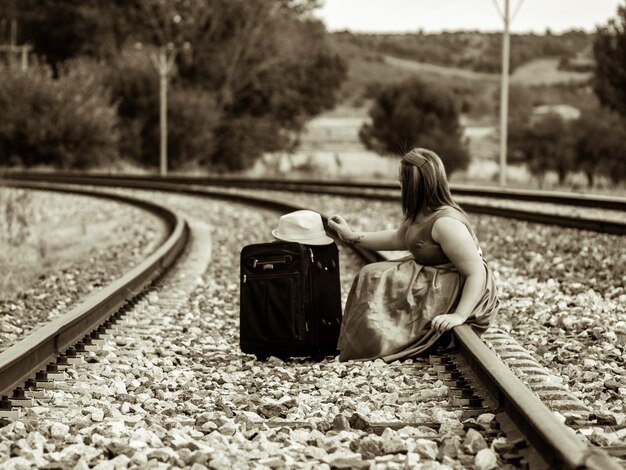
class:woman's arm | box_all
[328,215,408,251]
[430,217,486,333]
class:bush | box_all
[0,61,119,168]
[209,116,291,172]
[359,77,470,175]
[593,5,626,117]
[105,50,158,164]
[106,49,221,170]
[140,86,222,170]
[572,108,626,185]
[508,113,575,184]
[509,106,626,186]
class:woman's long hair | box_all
[399,148,464,222]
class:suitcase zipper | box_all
[243,272,298,280]
[308,248,315,347]
[251,256,292,269]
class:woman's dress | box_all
[337,206,499,362]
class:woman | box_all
[328,148,499,362]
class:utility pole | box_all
[499,0,510,187]
[0,12,31,71]
[9,17,16,66]
[492,0,525,187]
[150,46,176,177]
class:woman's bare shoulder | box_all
[431,215,472,243]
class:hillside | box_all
[329,31,597,119]
[284,29,600,181]
[332,30,594,74]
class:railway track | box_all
[0,176,623,469]
[3,171,625,235]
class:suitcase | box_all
[239,241,342,359]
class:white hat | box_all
[272,210,333,246]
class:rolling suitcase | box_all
[239,241,342,359]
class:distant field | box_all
[253,107,501,181]
[383,55,591,86]
[511,58,591,85]
[383,56,498,83]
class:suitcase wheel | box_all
[311,353,326,362]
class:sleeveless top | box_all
[404,206,480,266]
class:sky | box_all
[313,0,623,34]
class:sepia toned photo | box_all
[0,1,625,469]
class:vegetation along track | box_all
[0,175,623,469]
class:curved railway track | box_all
[3,171,625,235]
[0,175,623,469]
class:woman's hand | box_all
[431,313,467,333]
[328,215,354,242]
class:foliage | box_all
[593,5,626,117]
[106,49,221,169]
[334,30,593,74]
[508,113,575,184]
[7,0,346,172]
[209,117,290,172]
[164,1,346,169]
[4,0,129,69]
[141,87,222,170]
[0,61,119,169]
[509,106,626,186]
[105,50,158,162]
[0,189,32,246]
[359,78,469,175]
[572,108,626,185]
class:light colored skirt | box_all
[337,256,500,362]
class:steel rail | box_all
[0,176,622,469]
[2,172,625,235]
[0,181,189,397]
[454,325,621,470]
[0,176,381,265]
[3,170,626,211]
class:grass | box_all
[510,58,591,86]
[0,216,128,299]
[0,188,162,300]
[332,34,596,121]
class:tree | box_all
[593,5,626,117]
[0,61,119,169]
[359,78,470,175]
[7,0,346,172]
[508,113,575,185]
[132,0,345,170]
[572,108,626,186]
[3,0,129,69]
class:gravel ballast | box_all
[215,189,626,422]
[1,193,508,469]
[1,188,623,469]
[0,188,167,353]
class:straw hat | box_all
[272,210,333,246]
